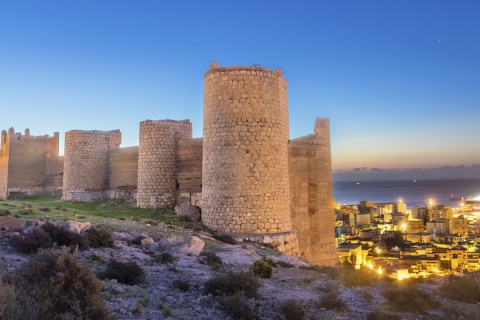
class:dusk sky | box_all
[1,1,479,180]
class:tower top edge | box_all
[205,61,283,78]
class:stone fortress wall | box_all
[288,118,339,265]
[107,146,139,202]
[0,128,63,199]
[2,62,337,266]
[63,130,121,201]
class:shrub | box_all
[316,266,342,279]
[6,249,113,319]
[441,301,480,319]
[20,208,34,215]
[41,222,89,251]
[383,284,438,313]
[213,233,237,245]
[152,251,177,264]
[87,226,114,248]
[100,259,147,285]
[262,257,278,267]
[158,301,172,317]
[219,293,256,320]
[279,299,305,320]
[137,293,150,307]
[317,289,346,310]
[204,271,260,298]
[251,259,273,278]
[340,267,380,287]
[317,280,337,293]
[439,275,480,303]
[198,251,222,267]
[0,278,15,317]
[11,226,53,253]
[171,279,190,291]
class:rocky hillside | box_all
[1,199,480,320]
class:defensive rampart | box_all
[63,130,121,201]
[289,118,338,265]
[108,146,139,202]
[0,128,61,199]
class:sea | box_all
[333,178,480,209]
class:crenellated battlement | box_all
[0,128,62,200]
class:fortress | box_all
[0,62,337,266]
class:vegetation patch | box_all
[3,249,112,319]
[87,226,114,248]
[213,233,237,245]
[279,299,306,320]
[439,275,480,303]
[204,271,260,298]
[383,283,438,313]
[171,279,190,291]
[198,250,223,267]
[340,266,381,287]
[152,251,177,264]
[218,293,256,320]
[250,259,274,278]
[100,259,147,285]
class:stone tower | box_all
[63,130,121,201]
[202,62,292,234]
[137,120,192,209]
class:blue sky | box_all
[1,1,479,179]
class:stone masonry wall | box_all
[108,146,138,189]
[176,138,202,191]
[137,120,192,209]
[0,130,10,199]
[63,130,121,201]
[0,128,60,198]
[289,118,338,266]
[108,146,138,203]
[202,62,293,234]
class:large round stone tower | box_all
[202,62,292,234]
[63,130,121,201]
[137,119,192,209]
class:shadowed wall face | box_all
[289,119,338,266]
[202,64,292,234]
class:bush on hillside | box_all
[100,259,147,285]
[11,226,53,253]
[213,233,237,245]
[279,299,306,320]
[383,283,438,313]
[218,293,257,320]
[340,267,381,287]
[204,271,260,298]
[41,222,89,251]
[4,249,113,320]
[439,275,480,303]
[250,259,273,278]
[198,250,222,267]
[87,226,114,248]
